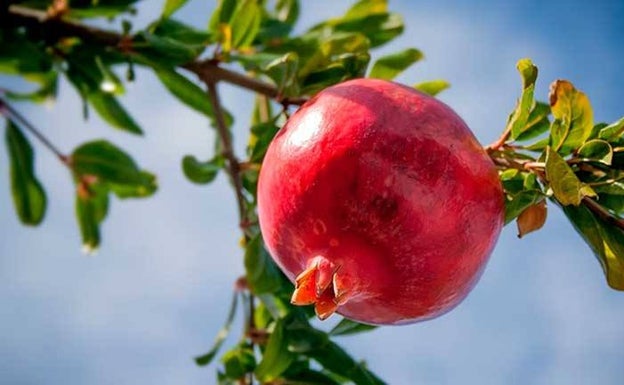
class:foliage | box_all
[1,0,624,383]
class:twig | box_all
[582,196,624,232]
[186,61,307,106]
[484,126,512,153]
[205,81,247,224]
[0,97,68,164]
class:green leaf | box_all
[195,292,239,366]
[5,71,59,103]
[5,120,47,225]
[133,32,200,66]
[549,80,594,154]
[306,340,386,385]
[220,346,256,379]
[562,203,624,290]
[182,154,224,184]
[151,18,212,46]
[369,48,423,80]
[265,53,300,97]
[333,13,403,48]
[88,92,142,135]
[578,139,613,165]
[343,0,388,20]
[255,318,295,382]
[66,0,140,19]
[209,0,239,34]
[508,58,538,140]
[505,190,544,224]
[161,0,190,18]
[94,56,124,95]
[230,0,262,48]
[109,171,157,198]
[283,369,342,385]
[301,65,348,95]
[249,123,280,163]
[0,32,52,76]
[598,116,624,141]
[286,317,330,353]
[524,137,550,152]
[71,140,156,193]
[245,234,285,294]
[545,146,596,206]
[329,318,377,337]
[275,0,300,26]
[75,182,109,253]
[414,79,450,97]
[153,67,213,117]
[514,102,551,142]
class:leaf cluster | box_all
[494,58,624,289]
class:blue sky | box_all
[1,1,624,384]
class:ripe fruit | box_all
[257,78,504,325]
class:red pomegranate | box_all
[257,78,504,325]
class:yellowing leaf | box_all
[549,80,594,154]
[369,48,423,80]
[545,146,596,206]
[414,79,450,97]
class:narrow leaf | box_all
[151,18,212,46]
[343,0,387,20]
[161,0,190,18]
[88,92,142,135]
[414,79,450,96]
[307,340,386,385]
[545,146,596,206]
[230,0,262,48]
[244,234,285,294]
[220,346,256,379]
[369,48,423,80]
[509,58,538,140]
[254,319,295,382]
[75,182,109,254]
[549,80,594,154]
[182,154,224,184]
[275,0,300,26]
[329,318,377,336]
[195,292,239,366]
[154,68,213,117]
[5,120,47,225]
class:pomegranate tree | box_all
[5,1,624,382]
[258,78,505,325]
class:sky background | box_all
[2,1,624,384]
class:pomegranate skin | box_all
[257,78,504,325]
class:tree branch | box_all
[185,61,307,106]
[6,4,308,106]
[205,81,247,228]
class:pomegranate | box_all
[257,78,504,325]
